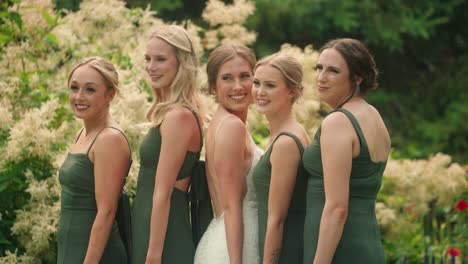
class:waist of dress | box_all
[257,206,305,213]
[61,198,97,211]
[307,189,377,199]
[61,206,97,212]
[307,194,377,210]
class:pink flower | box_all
[446,247,461,257]
[456,199,468,212]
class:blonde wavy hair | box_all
[145,25,202,126]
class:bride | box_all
[194,44,261,264]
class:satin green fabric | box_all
[132,120,201,263]
[302,108,386,264]
[252,132,307,263]
[57,128,128,264]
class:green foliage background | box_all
[0,0,467,263]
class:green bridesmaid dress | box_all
[131,108,202,264]
[253,132,307,263]
[302,108,386,264]
[57,127,130,264]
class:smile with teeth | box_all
[229,94,247,101]
[75,104,89,111]
[256,98,269,106]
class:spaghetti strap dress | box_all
[131,108,203,264]
[57,127,130,264]
[302,108,386,264]
[252,132,307,263]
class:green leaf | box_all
[46,33,59,47]
[0,32,12,46]
[41,9,57,26]
[9,11,22,30]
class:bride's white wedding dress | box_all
[194,140,263,264]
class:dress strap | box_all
[213,115,239,166]
[86,127,108,156]
[214,115,233,140]
[85,127,133,175]
[83,127,132,154]
[108,127,132,156]
[271,131,305,154]
[108,127,133,178]
[183,106,203,151]
[75,128,85,143]
[331,108,368,148]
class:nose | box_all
[75,88,84,100]
[316,70,326,83]
[233,78,243,91]
[148,59,161,72]
[256,83,266,95]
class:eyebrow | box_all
[317,63,341,70]
[69,81,98,86]
[253,76,275,81]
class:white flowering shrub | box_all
[201,0,257,49]
[384,153,467,214]
[10,172,60,263]
[0,0,160,261]
[0,0,465,263]
[378,154,467,261]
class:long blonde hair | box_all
[146,25,202,126]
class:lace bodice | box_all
[194,138,263,264]
[243,141,263,207]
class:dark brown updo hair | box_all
[319,38,378,95]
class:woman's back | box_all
[194,109,261,264]
[303,102,390,264]
[344,103,390,162]
[205,111,253,217]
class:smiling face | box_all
[68,65,113,121]
[315,48,356,108]
[144,37,179,94]
[252,64,293,115]
[215,56,253,116]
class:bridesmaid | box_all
[302,38,391,264]
[57,56,131,264]
[252,53,310,264]
[131,25,203,264]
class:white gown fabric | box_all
[194,141,263,264]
